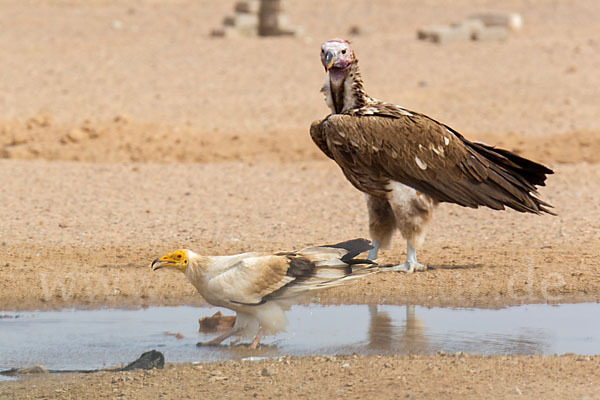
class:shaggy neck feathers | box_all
[323,62,369,114]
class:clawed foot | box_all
[390,261,428,273]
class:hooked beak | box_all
[323,50,335,71]
[151,258,171,271]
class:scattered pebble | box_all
[348,25,361,36]
[65,128,86,143]
[514,386,523,395]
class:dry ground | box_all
[1,0,599,398]
[3,354,600,400]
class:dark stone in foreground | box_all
[116,350,164,371]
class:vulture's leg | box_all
[249,330,264,349]
[388,183,434,273]
[196,328,238,347]
[366,195,396,261]
[391,238,427,273]
[367,239,380,261]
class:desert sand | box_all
[1,0,599,398]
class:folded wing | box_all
[312,112,554,214]
[205,239,378,305]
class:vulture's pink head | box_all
[321,39,355,80]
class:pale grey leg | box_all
[391,240,427,273]
[367,239,380,261]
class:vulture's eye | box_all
[341,49,347,54]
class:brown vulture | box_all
[310,38,554,272]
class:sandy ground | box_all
[3,354,600,400]
[1,0,600,398]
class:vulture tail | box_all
[460,137,556,215]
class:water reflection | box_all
[367,305,428,353]
[0,303,598,371]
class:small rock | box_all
[65,128,86,143]
[112,20,123,30]
[472,26,509,41]
[224,12,259,37]
[2,144,33,159]
[514,386,522,395]
[113,114,130,124]
[117,350,164,371]
[211,27,236,38]
[208,374,228,382]
[10,131,30,146]
[261,367,273,377]
[1,365,48,376]
[469,12,522,31]
[417,24,472,43]
[348,25,361,36]
[27,112,53,128]
[565,65,577,74]
[235,0,260,14]
[83,126,101,139]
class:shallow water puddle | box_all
[1,303,598,371]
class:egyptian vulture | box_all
[311,39,554,272]
[151,238,386,348]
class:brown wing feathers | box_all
[259,239,375,302]
[316,110,554,215]
[310,120,335,160]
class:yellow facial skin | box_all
[151,249,189,273]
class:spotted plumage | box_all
[311,39,554,272]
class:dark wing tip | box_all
[325,238,373,262]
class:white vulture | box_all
[151,238,388,348]
[311,39,554,272]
